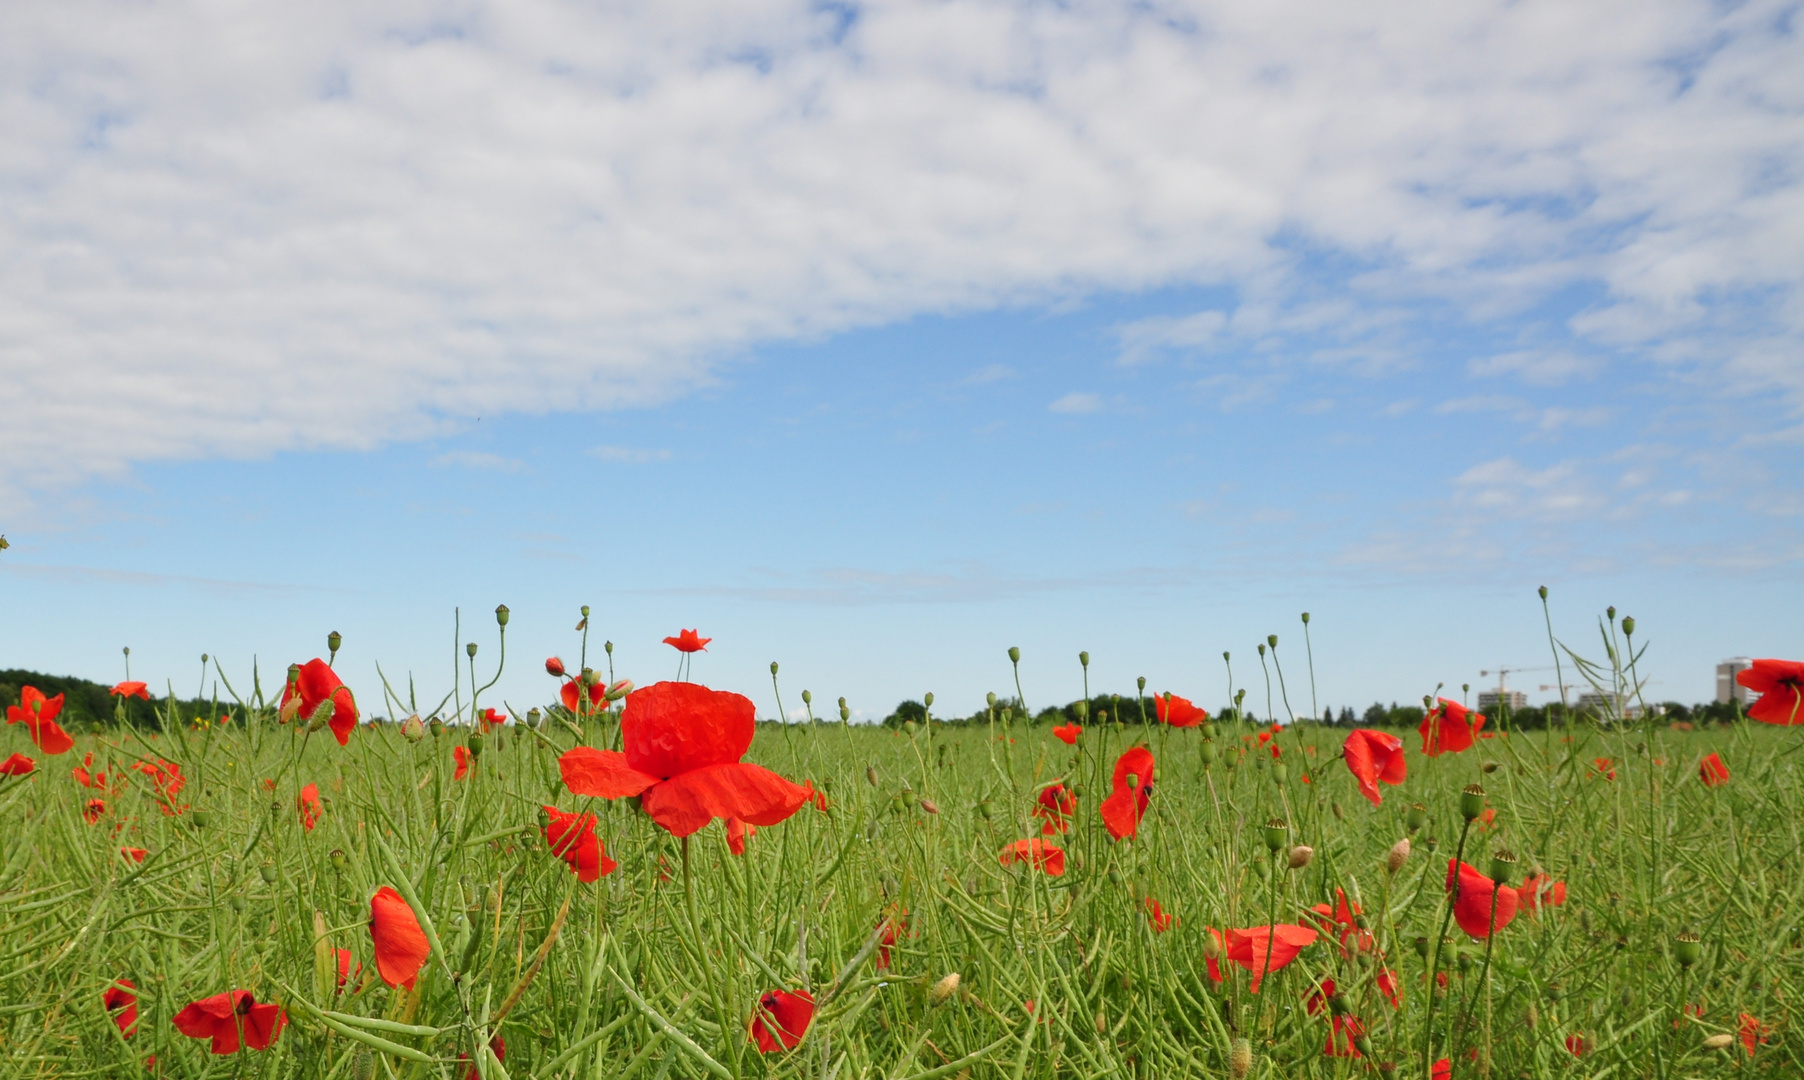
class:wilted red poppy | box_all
[545,657,566,677]
[280,660,359,745]
[1739,1012,1770,1056]
[132,758,187,815]
[460,1035,506,1080]
[1101,746,1154,841]
[1143,897,1175,933]
[1377,968,1401,1009]
[1700,753,1729,787]
[1589,757,1616,781]
[1225,923,1319,992]
[561,680,606,715]
[297,784,322,831]
[1342,729,1406,806]
[1051,723,1082,745]
[1306,979,1363,1057]
[1155,693,1209,728]
[121,846,148,863]
[172,991,286,1054]
[726,816,755,855]
[1737,660,1804,725]
[0,752,34,776]
[999,838,1066,876]
[1445,860,1519,939]
[543,806,617,883]
[84,798,107,825]
[664,629,712,653]
[1418,699,1485,757]
[369,886,431,989]
[1517,873,1566,915]
[111,681,151,700]
[750,989,814,1052]
[104,979,139,1036]
[1033,782,1076,835]
[558,681,811,838]
[6,686,74,755]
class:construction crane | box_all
[1477,666,1554,703]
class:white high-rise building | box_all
[1478,690,1527,712]
[1717,659,1754,705]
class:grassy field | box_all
[0,647,1798,1079]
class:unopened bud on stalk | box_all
[429,717,444,737]
[1489,849,1517,885]
[1621,615,1635,636]
[1387,838,1411,874]
[307,698,335,732]
[1413,936,1429,959]
[352,1048,377,1080]
[1481,760,1499,773]
[1406,804,1427,833]
[1538,585,1548,599]
[1263,818,1289,852]
[1272,762,1289,784]
[1257,644,1265,657]
[1703,1033,1733,1050]
[903,721,918,736]
[1607,605,1616,621]
[1200,740,1217,765]
[919,798,939,815]
[466,642,478,659]
[1460,784,1487,822]
[1229,1037,1253,1080]
[467,733,484,758]
[400,715,425,742]
[1267,634,1278,648]
[494,604,509,627]
[770,661,779,675]
[1079,651,1090,667]
[546,657,566,677]
[1288,845,1314,870]
[1674,931,1701,968]
[923,692,934,708]
[260,861,278,884]
[1008,647,1021,664]
[580,667,598,686]
[930,973,960,1005]
[603,640,612,654]
[801,690,812,705]
[1137,676,1146,692]
[605,679,633,702]
[840,706,850,722]
[866,765,879,786]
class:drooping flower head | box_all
[1445,860,1519,939]
[6,686,73,755]
[297,784,322,831]
[1100,747,1154,841]
[1155,693,1209,727]
[369,886,431,989]
[1738,660,1804,725]
[1225,923,1319,992]
[1341,729,1407,805]
[111,681,150,700]
[750,989,814,1052]
[663,629,712,653]
[171,991,286,1054]
[1699,753,1730,787]
[280,659,360,746]
[999,838,1065,876]
[104,979,139,1037]
[1419,699,1484,756]
[542,806,618,883]
[1033,782,1076,835]
[1051,722,1082,745]
[545,657,566,677]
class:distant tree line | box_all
[1,668,255,732]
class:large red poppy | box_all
[663,629,712,653]
[1100,747,1154,841]
[1051,723,1082,745]
[104,979,139,1037]
[297,784,322,831]
[369,886,431,989]
[110,681,150,700]
[0,752,34,776]
[1418,699,1485,757]
[1225,923,1319,992]
[1445,860,1519,939]
[1341,729,1407,806]
[1517,873,1566,915]
[557,682,811,838]
[999,838,1065,876]
[1738,660,1804,725]
[750,989,814,1052]
[6,686,74,755]
[172,991,286,1054]
[1699,753,1730,787]
[543,806,617,883]
[281,659,359,745]
[1377,967,1402,1009]
[1155,693,1208,728]
[1033,783,1076,835]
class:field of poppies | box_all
[2,613,1802,1079]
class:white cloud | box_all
[1048,392,1103,414]
[429,450,526,473]
[1468,349,1599,386]
[961,363,1016,385]
[1114,310,1228,364]
[1,0,1800,508]
[589,446,672,463]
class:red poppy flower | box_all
[726,816,755,855]
[1257,731,1271,745]
[335,948,359,991]
[999,838,1066,876]
[1309,888,1372,954]
[1051,723,1082,745]
[1589,757,1616,781]
[545,657,566,677]
[6,686,74,755]
[476,708,506,734]
[1515,873,1565,915]
[875,912,906,969]
[447,745,469,780]
[72,752,113,791]
[104,979,139,1036]
[279,660,359,745]
[663,629,712,653]
[1225,923,1319,993]
[460,1035,506,1080]
[1033,782,1076,835]
[1431,1059,1450,1080]
[1143,897,1175,933]
[297,783,322,831]
[1155,693,1209,728]
[1204,927,1225,983]
[1418,699,1485,757]
[132,758,187,815]
[83,798,107,825]
[1700,753,1729,787]
[0,752,34,776]
[1306,979,1363,1057]
[369,886,431,989]
[1445,860,1519,939]
[561,680,606,715]
[1377,967,1402,1009]
[1564,1033,1588,1057]
[750,989,814,1052]
[1100,746,1154,841]
[111,681,151,700]
[121,846,148,863]
[1342,729,1407,806]
[172,991,286,1054]
[558,681,811,838]
[543,806,618,883]
[1739,1012,1770,1056]
[1738,660,1804,725]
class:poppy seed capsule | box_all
[1079,651,1090,667]
[1229,1037,1252,1080]
[328,631,342,654]
[1200,740,1217,765]
[801,690,812,705]
[1272,762,1289,784]
[1621,616,1635,635]
[1489,849,1517,885]
[770,661,779,675]
[1008,647,1021,664]
[1674,931,1702,968]
[840,706,851,722]
[429,718,444,737]
[494,604,509,627]
[1460,784,1487,821]
[1287,845,1314,870]
[1387,838,1411,874]
[467,733,484,757]
[329,849,348,872]
[923,692,934,708]
[259,862,277,883]
[1263,818,1289,852]
[603,639,612,654]
[930,972,960,1005]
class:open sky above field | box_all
[1,1,1800,719]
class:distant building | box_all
[1478,690,1527,712]
[1575,690,1642,718]
[1717,658,1754,705]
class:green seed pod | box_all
[770,661,779,675]
[1008,647,1020,664]
[1267,634,1278,648]
[1199,740,1217,765]
[923,693,934,709]
[978,801,993,819]
[1674,931,1702,968]
[801,690,812,705]
[1136,676,1146,692]
[494,604,510,627]
[1489,849,1517,886]
[604,639,612,654]
[465,642,478,659]
[581,605,591,618]
[191,810,213,829]
[1538,585,1548,600]
[1413,936,1430,959]
[1460,784,1487,822]
[229,896,245,913]
[259,862,278,884]
[1300,611,1310,625]
[1272,762,1289,784]
[903,720,918,736]
[1253,859,1270,883]
[1079,651,1090,668]
[1263,817,1289,852]
[1107,867,1123,885]
[840,706,850,722]
[329,849,348,872]
[1457,950,1473,974]
[328,630,343,654]
[429,717,444,737]
[1622,616,1635,636]
[986,692,997,708]
[467,733,485,758]
[866,765,879,787]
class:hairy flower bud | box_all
[1387,838,1411,875]
[1703,1033,1733,1050]
[1229,1037,1252,1080]
[930,973,961,1005]
[400,715,425,743]
[919,797,940,815]
[606,679,633,702]
[866,765,879,787]
[1287,845,1314,870]
[546,657,566,677]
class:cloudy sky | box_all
[1,0,1799,720]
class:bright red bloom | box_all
[558,681,811,838]
[335,949,359,991]
[1309,888,1372,953]
[83,798,107,825]
[132,758,187,815]
[750,989,814,1052]
[72,752,114,792]
[172,991,286,1054]
[121,846,148,863]
[1739,1012,1770,1056]
[1517,874,1566,915]
[1143,897,1175,933]
[1100,746,1154,841]
[1033,782,1076,835]
[1419,699,1485,757]
[1225,923,1319,993]
[663,629,712,653]
[111,681,150,700]
[561,680,606,715]
[1738,660,1804,725]
[369,886,431,989]
[875,913,906,969]
[726,816,755,855]
[1590,757,1616,781]
[1204,927,1225,983]
[543,806,617,883]
[104,979,139,1037]
[1431,1059,1451,1080]
[1699,753,1730,787]
[453,745,471,780]
[7,686,74,755]
[1155,693,1208,728]
[1306,979,1363,1057]
[1377,967,1402,1009]
[297,784,322,831]
[1445,860,1519,939]
[999,838,1065,876]
[0,752,34,776]
[545,657,566,677]
[1564,1033,1588,1057]
[280,659,360,745]
[1051,723,1082,745]
[1342,729,1407,806]
[479,708,507,733]
[1257,731,1271,744]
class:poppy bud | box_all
[986,692,997,708]
[1621,616,1635,636]
[352,1049,376,1080]
[191,810,212,829]
[1538,584,1548,600]
[1229,1037,1253,1080]
[1272,763,1288,784]
[1413,936,1429,959]
[1456,951,1473,973]
[1252,858,1270,882]
[494,604,509,627]
[920,797,939,815]
[929,972,960,1005]
[604,639,612,654]
[923,692,934,709]
[467,733,484,758]
[1263,818,1289,852]
[1406,804,1427,832]
[866,765,879,787]
[1481,760,1499,773]
[1136,676,1146,692]
[605,679,633,701]
[1674,931,1701,968]
[1703,1033,1733,1050]
[977,801,992,819]
[1489,849,1517,885]
[1200,740,1217,765]
[1387,838,1411,874]
[308,698,335,732]
[260,862,277,883]
[771,662,779,675]
[400,714,425,742]
[328,631,342,655]
[1008,646,1021,664]
[466,642,478,659]
[329,849,348,872]
[1107,867,1123,885]
[1287,845,1314,870]
[1606,605,1615,621]
[1460,784,1487,822]
[801,690,812,705]
[546,657,566,677]
[903,721,918,736]
[230,896,245,912]
[840,706,850,722]
[1328,992,1349,1017]
[429,718,444,737]
[901,787,917,807]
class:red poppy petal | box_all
[369,886,431,989]
[559,747,660,799]
[34,718,75,756]
[621,681,755,778]
[640,762,810,838]
[327,687,359,745]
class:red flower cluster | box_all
[999,839,1065,876]
[370,886,431,989]
[7,687,73,755]
[72,753,116,792]
[1517,873,1567,916]
[1590,757,1616,781]
[1051,722,1082,745]
[1143,897,1175,933]
[1306,979,1363,1057]
[0,752,34,776]
[1419,699,1485,756]
[1341,729,1406,805]
[132,758,187,815]
[1737,659,1804,725]
[1445,860,1518,939]
[1225,924,1319,992]
[297,783,322,831]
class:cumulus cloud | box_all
[430,450,526,472]
[1,0,1799,510]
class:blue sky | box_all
[1,1,1799,719]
